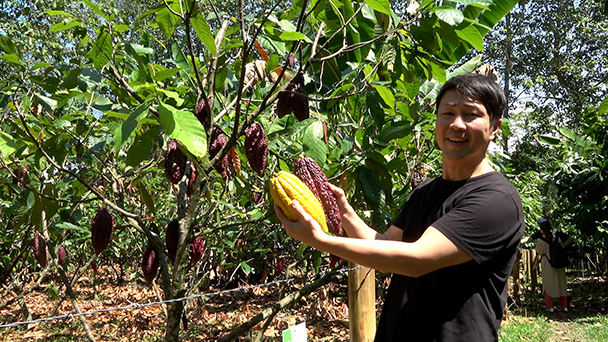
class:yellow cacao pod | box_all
[269,171,328,234]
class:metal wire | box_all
[0,265,363,329]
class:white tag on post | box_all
[282,321,306,342]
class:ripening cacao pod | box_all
[195,96,211,126]
[165,139,187,184]
[269,171,328,233]
[294,157,342,236]
[91,207,114,255]
[166,219,179,260]
[142,245,159,285]
[209,127,228,178]
[276,91,293,118]
[32,234,47,268]
[57,246,66,265]
[291,82,309,122]
[245,123,268,177]
[189,236,205,263]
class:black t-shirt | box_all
[375,172,525,342]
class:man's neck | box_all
[442,157,495,181]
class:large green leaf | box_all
[0,131,20,158]
[191,13,217,56]
[86,29,112,69]
[455,25,484,51]
[127,127,159,167]
[302,121,328,167]
[536,135,561,146]
[114,100,151,153]
[435,8,464,26]
[477,0,519,36]
[365,0,392,15]
[358,166,385,209]
[157,6,180,39]
[158,103,207,159]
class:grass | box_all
[499,271,608,342]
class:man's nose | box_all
[450,114,466,130]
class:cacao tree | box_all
[0,0,518,340]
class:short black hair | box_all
[435,73,506,126]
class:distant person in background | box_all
[535,217,574,312]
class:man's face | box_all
[436,89,501,162]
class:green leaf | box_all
[598,95,608,114]
[278,31,311,43]
[0,131,20,158]
[0,54,24,66]
[114,100,151,153]
[86,29,112,69]
[50,21,83,32]
[477,0,519,36]
[302,121,328,167]
[191,14,217,56]
[372,85,395,109]
[0,34,18,54]
[366,91,385,130]
[240,261,252,275]
[435,8,464,26]
[127,127,159,167]
[138,180,156,215]
[158,103,207,159]
[172,42,191,73]
[536,135,561,146]
[35,94,58,112]
[455,25,484,51]
[378,124,412,143]
[43,10,74,17]
[365,0,392,15]
[358,166,386,209]
[83,0,113,21]
[157,7,180,38]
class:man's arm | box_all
[275,201,472,278]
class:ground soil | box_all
[1,269,606,341]
[0,267,353,341]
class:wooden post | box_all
[348,261,376,342]
[511,249,521,304]
[531,250,538,292]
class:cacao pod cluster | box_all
[141,245,159,285]
[276,79,309,121]
[245,123,268,177]
[91,207,114,255]
[294,157,342,236]
[165,139,187,184]
[209,126,229,178]
[269,171,328,233]
[32,234,47,268]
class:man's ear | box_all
[489,118,502,140]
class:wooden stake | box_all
[348,261,376,342]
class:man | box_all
[275,73,525,341]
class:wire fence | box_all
[0,265,363,329]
